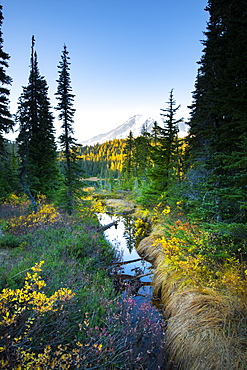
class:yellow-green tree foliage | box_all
[78,139,125,177]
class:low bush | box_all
[0,234,20,249]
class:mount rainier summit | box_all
[81,114,187,146]
[81,115,155,146]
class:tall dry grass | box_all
[136,235,164,267]
[137,234,247,370]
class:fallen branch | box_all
[131,271,153,280]
[112,271,153,281]
[112,258,143,266]
[106,210,134,215]
[96,221,118,232]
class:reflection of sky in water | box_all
[97,213,152,291]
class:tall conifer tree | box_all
[122,130,135,189]
[55,45,81,214]
[0,5,17,198]
[16,37,59,202]
[159,89,183,181]
[122,131,134,177]
[187,0,247,222]
[133,123,151,182]
[0,5,13,155]
[139,90,183,206]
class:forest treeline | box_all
[0,1,247,246]
[77,139,124,179]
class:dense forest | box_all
[77,139,124,179]
[1,0,247,368]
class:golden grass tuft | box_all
[136,235,164,266]
[164,291,247,369]
[152,263,247,369]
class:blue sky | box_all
[2,0,208,142]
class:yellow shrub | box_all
[8,204,59,231]
[156,220,247,295]
[0,262,74,369]
[4,193,29,207]
[220,258,247,295]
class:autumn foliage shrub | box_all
[0,263,165,369]
[154,219,247,295]
[0,261,75,369]
[7,203,59,235]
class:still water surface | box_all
[98,213,167,369]
[98,213,153,298]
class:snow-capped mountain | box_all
[81,115,155,146]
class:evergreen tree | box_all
[139,90,183,206]
[0,5,13,155]
[187,0,247,222]
[122,131,134,177]
[159,89,183,181]
[55,45,81,214]
[16,37,59,203]
[133,123,151,182]
[0,5,16,198]
[122,130,135,188]
[0,141,20,198]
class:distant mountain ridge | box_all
[81,115,155,146]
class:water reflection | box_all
[122,215,136,252]
[97,213,152,285]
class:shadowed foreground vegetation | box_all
[0,194,165,369]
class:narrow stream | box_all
[98,213,153,299]
[98,212,167,369]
